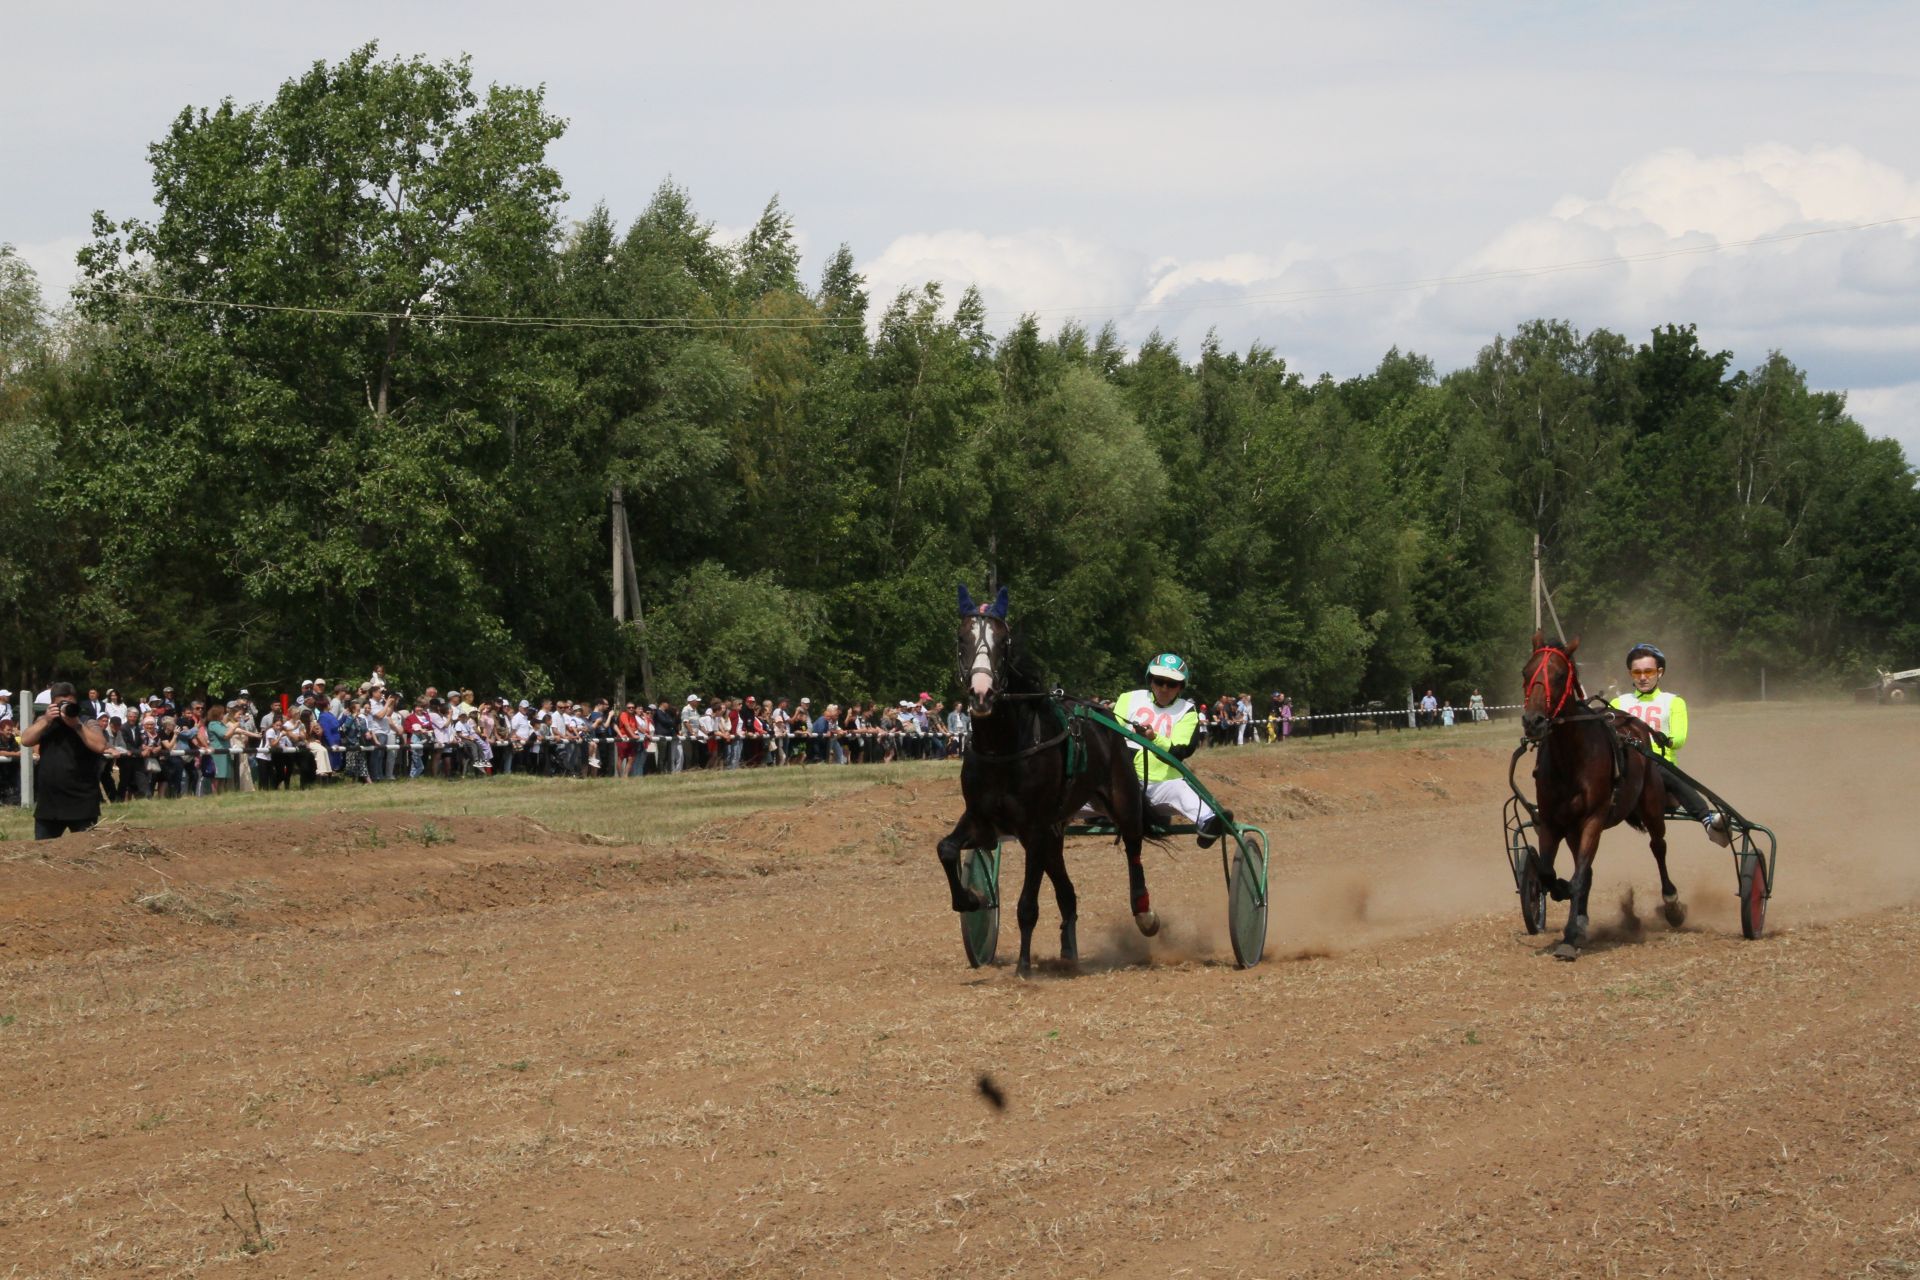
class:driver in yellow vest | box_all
[1610,643,1730,846]
[1113,653,1230,847]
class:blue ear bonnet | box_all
[957,585,1009,618]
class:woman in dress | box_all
[340,698,371,783]
[203,703,232,796]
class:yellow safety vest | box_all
[1609,688,1689,763]
[1113,689,1199,783]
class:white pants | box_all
[1079,777,1216,828]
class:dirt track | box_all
[2,704,1917,1277]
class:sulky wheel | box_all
[1517,845,1548,935]
[1737,848,1768,940]
[1227,829,1270,969]
[959,844,1002,968]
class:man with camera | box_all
[21,681,111,839]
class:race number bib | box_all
[1123,692,1191,741]
[1617,695,1669,734]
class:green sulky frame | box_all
[958,701,1271,970]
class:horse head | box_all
[956,584,1010,717]
[1522,630,1583,738]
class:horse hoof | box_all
[1551,942,1580,961]
[1060,924,1079,966]
[1662,896,1688,928]
[1016,959,1033,980]
[950,890,982,914]
[1134,911,1160,937]
[1548,879,1571,902]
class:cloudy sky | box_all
[8,1,1920,455]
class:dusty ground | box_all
[1,703,1916,1278]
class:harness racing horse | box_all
[1522,632,1681,960]
[935,585,1161,977]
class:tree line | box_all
[2,45,1915,708]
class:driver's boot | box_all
[1703,812,1733,848]
[1197,810,1231,848]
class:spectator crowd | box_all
[0,673,980,804]
[0,676,1494,809]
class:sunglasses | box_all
[1149,677,1183,688]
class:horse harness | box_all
[962,690,1089,777]
[1517,645,1648,828]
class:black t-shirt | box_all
[34,716,104,822]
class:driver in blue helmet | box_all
[1609,643,1730,846]
[1111,653,1230,847]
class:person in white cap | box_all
[789,697,813,765]
[0,690,12,721]
[509,700,533,774]
[680,694,706,771]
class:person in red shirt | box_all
[615,703,641,777]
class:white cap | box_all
[238,688,250,696]
[518,699,530,708]
[686,693,701,702]
[0,689,10,697]
[799,697,810,704]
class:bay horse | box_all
[935,585,1161,977]
[1521,632,1681,960]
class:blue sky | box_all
[8,1,1919,454]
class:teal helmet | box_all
[1146,653,1189,684]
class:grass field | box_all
[0,716,1532,845]
[9,703,1849,846]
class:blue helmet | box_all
[1626,643,1666,670]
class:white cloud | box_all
[856,144,1920,461]
[1840,381,1920,462]
[10,237,87,308]
[860,229,1144,325]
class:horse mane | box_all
[1001,625,1048,696]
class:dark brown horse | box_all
[936,585,1161,977]
[1521,632,1681,960]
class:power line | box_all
[108,290,866,331]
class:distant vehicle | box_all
[1857,667,1920,704]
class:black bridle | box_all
[956,614,1009,713]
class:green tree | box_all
[71,44,572,691]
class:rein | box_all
[961,690,1077,763]
[1524,644,1584,726]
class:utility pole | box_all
[612,485,629,708]
[1532,531,1567,644]
[608,485,657,707]
[17,683,32,809]
[1532,532,1543,633]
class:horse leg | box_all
[1643,784,1686,926]
[1040,834,1078,966]
[1537,824,1570,901]
[1651,811,1686,926]
[1116,776,1160,938]
[936,813,992,913]
[1553,818,1603,960]
[1014,838,1048,979]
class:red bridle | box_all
[1524,644,1583,721]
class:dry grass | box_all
[0,760,942,847]
[129,878,280,927]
